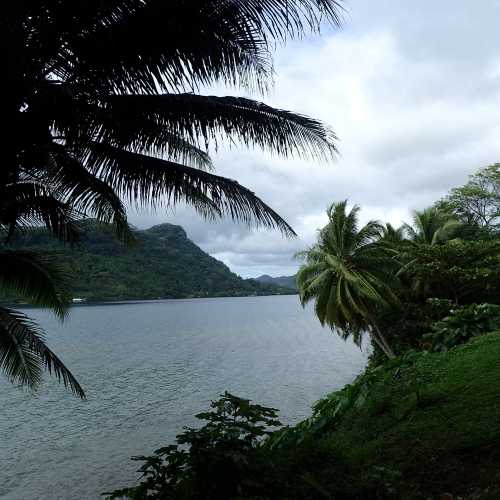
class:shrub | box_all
[424,303,500,351]
[104,392,283,499]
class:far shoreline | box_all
[3,293,299,310]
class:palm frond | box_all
[101,94,337,160]
[0,251,72,319]
[45,144,135,242]
[0,307,85,398]
[0,182,80,243]
[406,208,461,245]
[353,220,384,249]
[42,0,343,93]
[81,143,296,236]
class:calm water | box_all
[0,295,368,500]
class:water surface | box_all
[0,295,368,499]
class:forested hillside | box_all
[255,274,297,290]
[3,222,294,302]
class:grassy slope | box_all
[285,332,500,498]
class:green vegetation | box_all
[2,222,294,302]
[424,303,500,352]
[105,393,284,500]
[109,333,500,499]
[255,274,298,291]
[436,164,500,229]
[297,201,399,359]
[403,207,461,245]
[295,172,500,363]
[280,332,500,498]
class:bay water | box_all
[0,295,369,499]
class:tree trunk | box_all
[370,323,396,359]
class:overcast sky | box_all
[130,0,500,278]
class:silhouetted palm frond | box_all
[0,307,85,398]
[8,0,342,241]
[99,94,338,160]
[82,143,296,236]
[27,0,344,93]
[0,251,72,319]
[0,182,80,243]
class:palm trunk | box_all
[370,323,396,359]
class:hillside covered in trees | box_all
[255,274,298,290]
[3,222,295,302]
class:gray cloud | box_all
[129,1,500,277]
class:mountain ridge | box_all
[255,274,297,291]
[2,222,296,302]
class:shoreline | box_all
[2,292,299,309]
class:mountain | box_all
[3,222,295,302]
[255,274,297,291]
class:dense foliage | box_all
[1,222,293,302]
[424,303,500,352]
[277,332,500,498]
[436,164,500,229]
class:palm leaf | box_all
[0,182,80,243]
[100,94,337,160]
[0,307,85,398]
[41,0,343,93]
[82,143,296,236]
[45,144,135,242]
[0,251,72,319]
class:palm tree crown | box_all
[381,223,406,246]
[297,201,398,358]
[6,0,343,240]
[404,208,461,245]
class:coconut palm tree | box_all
[6,0,343,241]
[404,208,461,245]
[297,202,398,359]
[397,208,462,298]
[3,1,344,395]
[381,222,406,247]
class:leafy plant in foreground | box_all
[105,392,282,500]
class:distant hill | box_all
[2,222,295,302]
[255,274,297,291]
